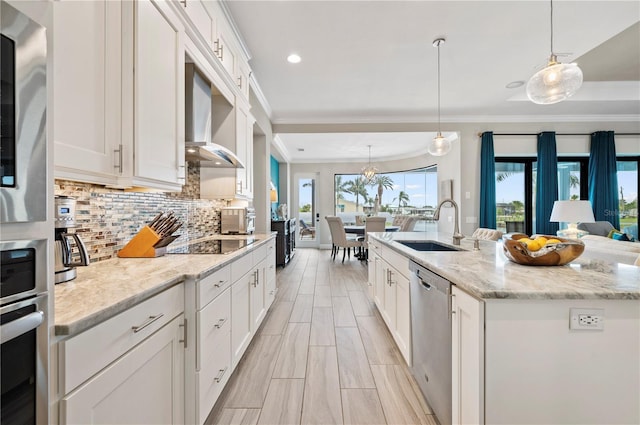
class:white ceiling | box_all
[223,1,640,162]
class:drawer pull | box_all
[214,317,228,329]
[131,314,164,333]
[214,367,228,383]
[213,280,226,288]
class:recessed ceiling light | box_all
[297,148,305,152]
[506,80,525,89]
[287,54,301,64]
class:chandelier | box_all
[526,0,583,104]
[427,38,451,157]
[361,145,377,183]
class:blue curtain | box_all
[479,132,497,228]
[589,131,620,229]
[535,132,559,235]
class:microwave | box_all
[221,207,255,235]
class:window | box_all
[618,159,639,240]
[495,156,639,238]
[334,166,437,230]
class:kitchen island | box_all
[368,231,639,425]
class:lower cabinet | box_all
[371,245,412,365]
[59,284,186,424]
[451,285,484,425]
[231,267,252,369]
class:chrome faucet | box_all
[433,198,464,245]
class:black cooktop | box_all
[167,237,255,255]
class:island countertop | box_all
[54,233,275,337]
[369,231,640,300]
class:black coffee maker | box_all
[54,196,90,283]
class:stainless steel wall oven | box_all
[1,2,49,423]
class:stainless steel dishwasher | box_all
[409,260,451,425]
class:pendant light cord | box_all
[437,42,441,135]
[550,0,554,55]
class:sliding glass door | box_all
[296,173,319,248]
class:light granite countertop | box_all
[370,231,640,300]
[54,233,275,337]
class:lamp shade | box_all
[549,200,595,223]
[427,134,451,156]
[526,60,583,105]
[270,188,278,203]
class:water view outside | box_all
[495,159,638,239]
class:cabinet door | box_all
[53,0,122,185]
[251,260,267,332]
[374,256,385,310]
[178,0,213,44]
[451,286,484,425]
[134,0,185,188]
[394,271,411,365]
[214,21,236,77]
[61,315,185,424]
[231,272,252,369]
[383,264,397,329]
[367,250,376,300]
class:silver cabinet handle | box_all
[213,280,226,288]
[214,367,228,383]
[214,317,228,329]
[114,145,123,174]
[132,314,164,333]
[237,75,242,88]
[179,318,187,348]
[0,311,44,344]
[180,0,186,6]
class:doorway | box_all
[296,173,319,248]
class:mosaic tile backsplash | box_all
[55,162,227,263]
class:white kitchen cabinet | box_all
[231,267,252,369]
[196,286,231,424]
[372,245,412,365]
[451,285,484,425]
[235,103,254,198]
[60,314,185,424]
[251,257,267,332]
[53,0,123,186]
[265,242,277,308]
[58,284,185,424]
[131,0,185,190]
[177,0,215,45]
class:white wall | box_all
[282,120,639,245]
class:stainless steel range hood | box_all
[185,63,243,168]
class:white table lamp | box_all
[549,200,595,237]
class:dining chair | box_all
[325,216,363,262]
[392,215,407,226]
[360,216,386,260]
[471,228,503,241]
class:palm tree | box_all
[393,191,410,211]
[369,175,394,210]
[334,175,350,211]
[345,177,368,212]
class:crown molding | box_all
[271,135,292,163]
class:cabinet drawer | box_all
[266,256,276,285]
[231,252,253,282]
[381,245,410,279]
[60,283,184,394]
[197,265,231,309]
[197,287,230,370]
[197,330,231,424]
[252,243,267,263]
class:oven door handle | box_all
[0,311,44,344]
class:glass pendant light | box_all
[361,145,377,183]
[526,0,583,104]
[427,38,451,157]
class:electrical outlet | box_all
[570,308,604,330]
[448,216,453,223]
[465,191,471,199]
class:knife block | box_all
[118,226,167,258]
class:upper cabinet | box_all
[53,0,123,186]
[53,0,185,191]
[130,0,185,190]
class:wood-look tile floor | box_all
[207,249,438,425]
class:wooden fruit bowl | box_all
[503,234,585,266]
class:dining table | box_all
[344,225,400,235]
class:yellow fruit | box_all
[535,236,548,245]
[525,239,542,251]
[545,238,562,245]
[518,237,532,243]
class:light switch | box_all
[465,191,471,199]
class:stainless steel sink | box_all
[397,240,464,252]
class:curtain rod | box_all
[477,132,640,137]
